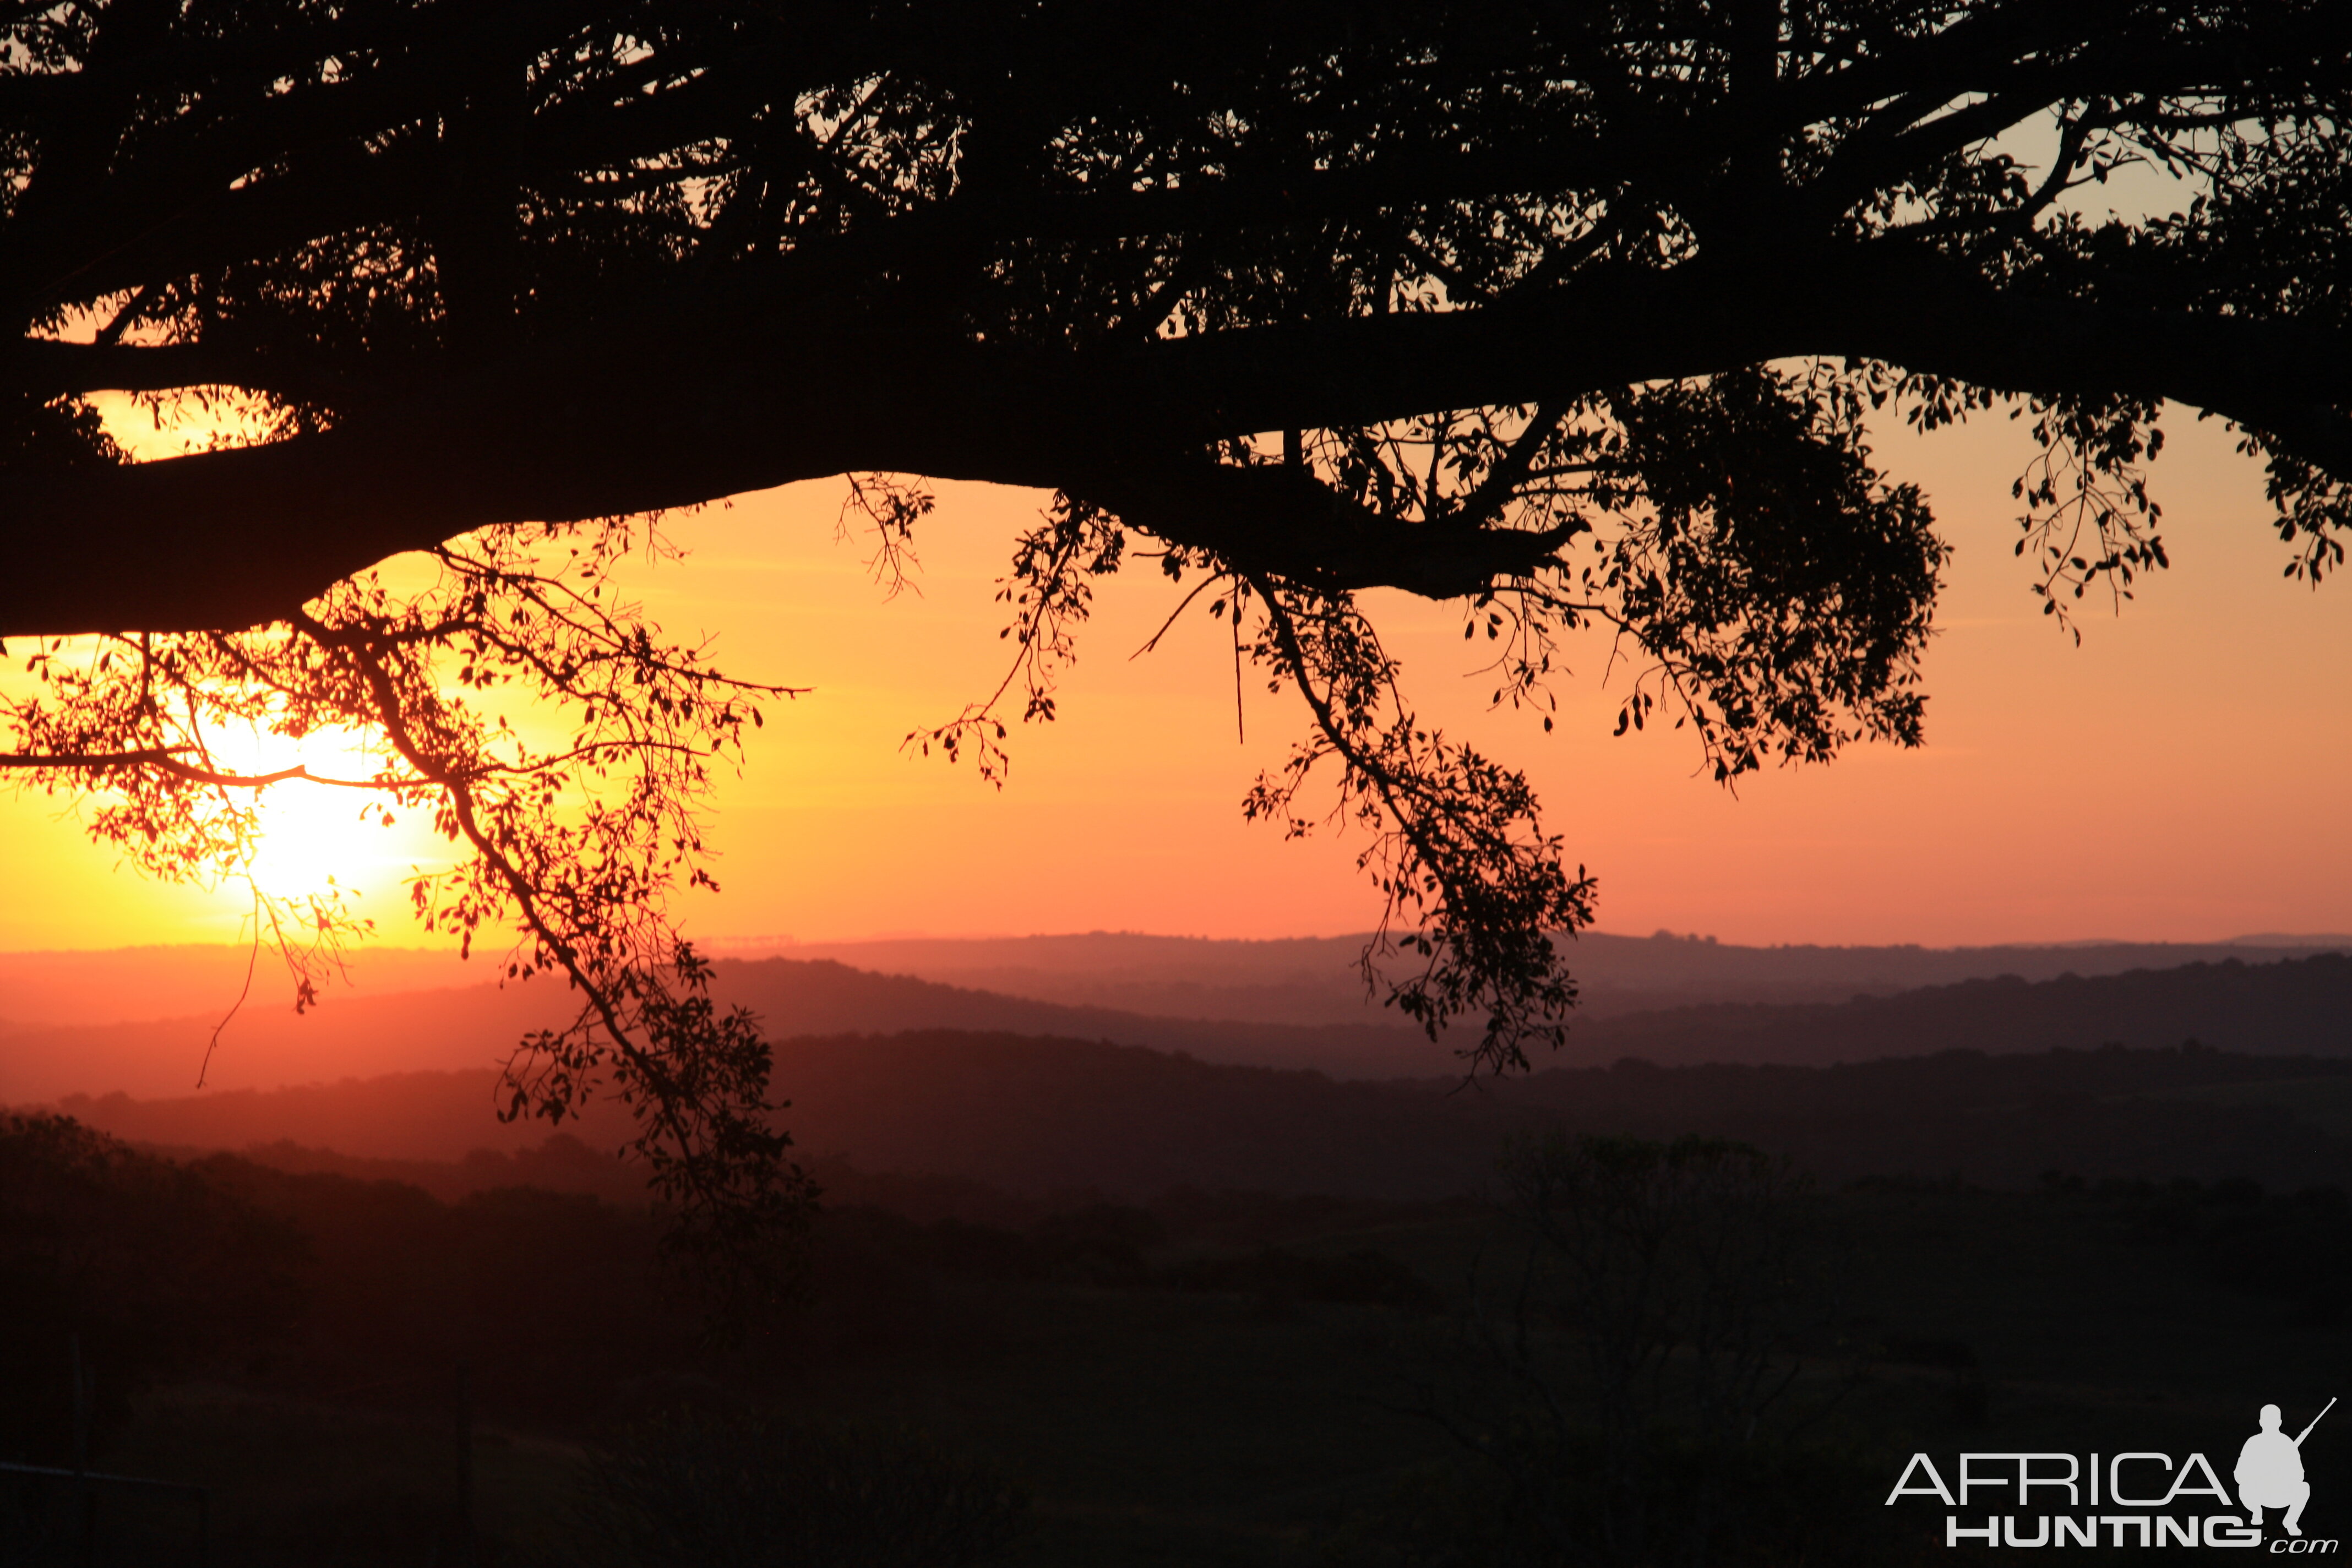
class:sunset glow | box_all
[3,400,2344,955]
[230,729,447,904]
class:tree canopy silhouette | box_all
[3,1,2348,1265]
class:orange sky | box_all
[2,402,2346,953]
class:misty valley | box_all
[3,936,2350,1565]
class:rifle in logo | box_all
[2240,1397,2333,1538]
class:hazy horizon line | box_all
[3,928,2349,961]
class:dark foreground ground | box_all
[7,1049,2352,1565]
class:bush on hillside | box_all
[574,1409,1027,1568]
[0,1114,305,1463]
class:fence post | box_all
[454,1360,475,1566]
[70,1336,94,1568]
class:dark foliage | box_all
[1161,1244,1445,1314]
[820,1195,1447,1313]
[1323,1441,1932,1568]
[573,1409,1028,1568]
[2,1070,2348,1561]
[2048,1174,2352,1332]
[0,1114,303,1463]
[1332,1134,1896,1567]
[186,1152,696,1422]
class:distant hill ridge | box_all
[0,956,1440,1101]
[3,929,2346,1032]
[1569,952,2352,1066]
[756,929,2352,1024]
[0,949,2346,1101]
[34,1031,2352,1203]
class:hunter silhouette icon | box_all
[2240,1398,2334,1536]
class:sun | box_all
[222,727,448,905]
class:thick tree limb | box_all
[7,250,2347,635]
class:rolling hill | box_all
[3,949,2348,1102]
[41,1028,2352,1204]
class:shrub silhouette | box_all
[1161,1246,1442,1313]
[574,1409,1027,1568]
[0,1114,304,1463]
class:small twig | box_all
[198,884,265,1089]
[1127,572,1221,660]
[0,749,408,791]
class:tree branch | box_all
[0,745,406,790]
[5,248,2349,636]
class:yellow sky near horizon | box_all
[2,400,2346,955]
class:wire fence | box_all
[6,1340,478,1568]
[0,1461,209,1568]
